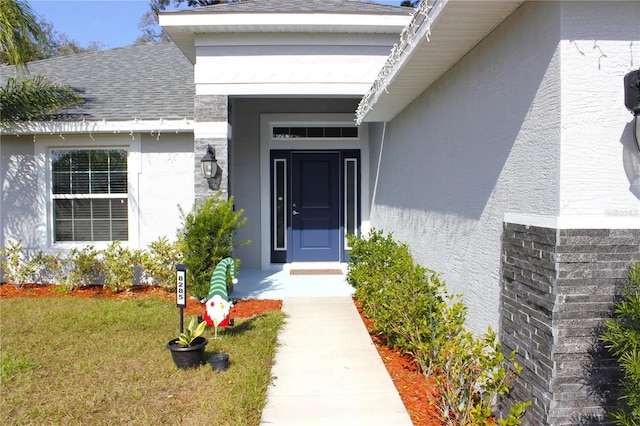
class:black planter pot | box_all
[167,336,208,369]
[208,353,229,371]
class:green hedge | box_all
[346,229,530,425]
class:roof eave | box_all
[1,118,195,136]
[159,12,411,63]
[356,0,525,124]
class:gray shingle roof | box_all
[0,42,194,122]
[173,0,411,15]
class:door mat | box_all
[289,269,343,275]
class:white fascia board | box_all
[2,119,195,136]
[160,13,410,33]
[195,83,371,96]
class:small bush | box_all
[0,241,41,287]
[101,241,142,293]
[435,328,530,425]
[1,196,249,296]
[139,236,183,290]
[346,229,529,424]
[600,263,640,426]
[177,194,249,299]
[66,245,103,288]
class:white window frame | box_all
[35,134,141,249]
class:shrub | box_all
[1,243,104,290]
[139,236,183,290]
[435,328,530,425]
[0,241,41,287]
[347,230,466,375]
[66,245,103,288]
[346,229,529,424]
[600,263,640,426]
[177,194,248,299]
[101,241,142,293]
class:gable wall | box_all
[194,34,400,96]
[0,136,44,252]
[368,1,562,335]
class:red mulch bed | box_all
[0,283,441,425]
[354,299,441,425]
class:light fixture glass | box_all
[201,145,218,179]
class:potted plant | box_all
[166,317,208,369]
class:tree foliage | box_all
[135,10,171,44]
[0,74,81,126]
[0,0,44,65]
[0,0,100,65]
[152,0,237,10]
[0,0,82,126]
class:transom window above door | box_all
[272,126,358,139]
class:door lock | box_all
[292,209,300,216]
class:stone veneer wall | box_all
[194,95,229,205]
[501,223,640,425]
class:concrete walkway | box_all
[231,264,412,425]
[260,298,413,425]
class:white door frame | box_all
[259,113,370,269]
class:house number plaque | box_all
[176,264,187,308]
[176,264,187,333]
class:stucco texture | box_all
[368,2,563,334]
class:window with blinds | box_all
[51,149,128,242]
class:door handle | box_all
[292,209,300,216]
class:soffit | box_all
[357,0,525,123]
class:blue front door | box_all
[291,152,340,261]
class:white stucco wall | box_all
[368,1,640,334]
[0,132,194,254]
[559,1,640,219]
[368,2,563,334]
[0,136,45,251]
[138,133,195,246]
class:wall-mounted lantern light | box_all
[624,69,640,152]
[201,144,222,190]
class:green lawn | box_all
[1,297,284,425]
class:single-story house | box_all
[1,0,639,424]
